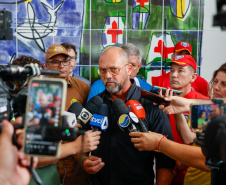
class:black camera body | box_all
[195,114,226,185]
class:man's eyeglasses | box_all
[98,64,128,77]
[69,56,76,61]
[47,58,70,67]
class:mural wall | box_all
[0,0,204,84]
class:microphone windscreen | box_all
[112,99,129,119]
[68,102,83,115]
[126,100,146,120]
[98,104,109,117]
[85,96,103,114]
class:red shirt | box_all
[169,90,209,143]
[152,72,209,97]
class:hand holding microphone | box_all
[72,130,101,153]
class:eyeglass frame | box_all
[69,56,76,62]
[98,64,128,77]
[46,58,71,67]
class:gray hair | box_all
[121,43,142,64]
[187,65,195,73]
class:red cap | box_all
[165,55,197,72]
[174,42,192,55]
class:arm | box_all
[130,132,211,172]
[156,168,174,185]
[148,104,175,184]
[174,113,196,144]
[159,136,210,172]
[159,96,214,114]
[37,130,101,168]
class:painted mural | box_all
[0,0,204,84]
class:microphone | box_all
[64,102,83,127]
[126,100,148,132]
[0,64,59,81]
[77,96,103,128]
[89,104,109,131]
[112,99,138,132]
[44,108,53,119]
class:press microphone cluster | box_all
[77,96,104,128]
[65,96,108,132]
[112,99,138,132]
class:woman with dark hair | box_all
[209,63,226,98]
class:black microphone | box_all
[64,102,84,127]
[89,104,109,131]
[112,99,138,132]
[77,96,103,128]
[0,64,59,81]
[68,102,83,114]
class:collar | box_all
[66,76,74,86]
[126,79,141,102]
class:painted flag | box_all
[102,16,125,48]
[170,0,191,21]
[132,0,150,29]
[146,33,175,65]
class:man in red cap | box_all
[152,41,209,97]
[166,55,207,98]
[163,54,209,185]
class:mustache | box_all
[59,69,67,72]
[104,78,117,84]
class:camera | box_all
[192,101,226,185]
[0,64,60,124]
[213,0,226,30]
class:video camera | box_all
[213,0,226,30]
[192,99,226,185]
[0,64,60,123]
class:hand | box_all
[129,132,161,151]
[0,119,38,185]
[161,96,191,114]
[156,89,191,114]
[83,155,105,174]
[73,130,101,153]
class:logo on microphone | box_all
[90,114,108,131]
[118,114,130,128]
[81,111,89,120]
[78,108,93,124]
[134,103,143,110]
[129,112,139,123]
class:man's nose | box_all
[104,69,113,78]
[171,71,178,77]
[58,61,64,68]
